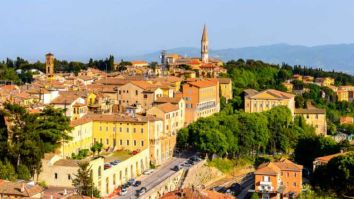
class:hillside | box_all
[123,44,354,74]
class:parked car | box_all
[212,186,223,192]
[104,164,111,169]
[133,180,141,187]
[171,165,181,171]
[131,150,139,155]
[143,169,154,175]
[127,178,136,186]
[137,187,147,196]
[110,161,118,166]
[120,188,127,196]
[230,183,241,194]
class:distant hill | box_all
[123,44,354,74]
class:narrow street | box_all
[114,156,187,199]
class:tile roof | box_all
[187,80,217,88]
[255,159,302,175]
[51,94,82,105]
[247,89,295,100]
[217,78,231,84]
[155,96,183,104]
[0,180,44,197]
[156,103,179,113]
[294,107,326,114]
[315,152,348,164]
[161,188,234,199]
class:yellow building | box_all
[282,82,294,92]
[315,77,335,87]
[59,118,94,158]
[294,108,327,136]
[217,78,233,101]
[38,149,150,197]
[337,86,354,102]
[244,89,295,115]
[147,102,185,164]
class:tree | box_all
[90,142,103,157]
[0,160,17,181]
[0,104,72,177]
[72,162,100,198]
[294,135,340,168]
[17,164,31,180]
[250,192,260,199]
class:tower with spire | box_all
[201,25,209,63]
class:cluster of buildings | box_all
[287,74,354,102]
[0,26,234,197]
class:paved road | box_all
[115,156,187,199]
[236,175,254,199]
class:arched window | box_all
[98,166,102,178]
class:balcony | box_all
[260,181,272,186]
[257,184,274,193]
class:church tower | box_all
[45,53,54,78]
[201,25,209,63]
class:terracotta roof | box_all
[70,117,93,127]
[72,102,86,107]
[0,180,44,197]
[131,60,148,65]
[77,75,94,81]
[51,94,82,105]
[131,81,159,91]
[340,116,353,124]
[187,80,217,88]
[155,96,183,104]
[255,159,302,175]
[315,152,348,164]
[156,103,179,113]
[247,89,295,100]
[294,108,326,114]
[162,188,234,199]
[53,159,81,167]
[217,78,231,84]
[81,113,162,124]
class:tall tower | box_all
[45,53,54,78]
[201,24,209,63]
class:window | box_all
[141,128,144,133]
[120,139,122,145]
[144,94,147,99]
[294,173,297,177]
[127,140,130,146]
[113,174,116,185]
[106,139,109,145]
[135,90,138,95]
[55,173,58,179]
[141,140,144,147]
[98,166,102,178]
[293,182,297,187]
[68,174,71,180]
[134,140,137,146]
[316,114,319,119]
[120,127,122,132]
[133,128,136,133]
[127,128,129,133]
[263,176,270,182]
[100,126,102,131]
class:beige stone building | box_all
[218,77,233,101]
[244,89,295,115]
[294,108,327,136]
[117,81,163,112]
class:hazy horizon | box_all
[1,0,354,61]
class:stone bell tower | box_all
[201,25,209,64]
[45,53,55,78]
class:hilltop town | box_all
[0,26,353,199]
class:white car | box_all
[143,169,154,175]
[120,188,127,196]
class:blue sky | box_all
[1,0,354,61]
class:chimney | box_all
[20,183,25,192]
